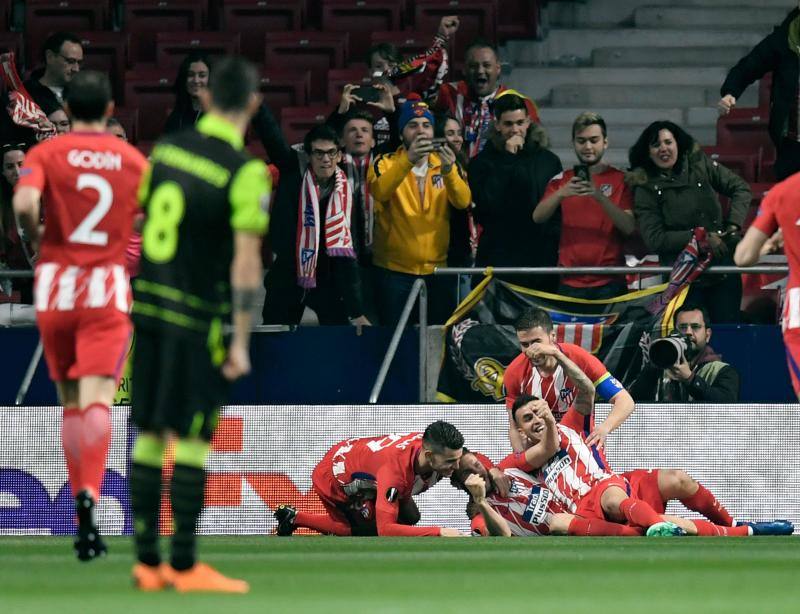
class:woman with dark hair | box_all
[628,120,751,323]
[0,143,34,302]
[163,52,211,134]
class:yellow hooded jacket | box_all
[367,147,471,275]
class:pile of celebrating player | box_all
[273,308,793,539]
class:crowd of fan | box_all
[2,7,798,328]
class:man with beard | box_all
[534,112,635,299]
[630,303,740,402]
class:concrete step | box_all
[550,83,757,108]
[539,107,685,126]
[503,29,769,65]
[545,124,717,150]
[634,6,788,29]
[592,45,752,67]
[508,66,729,101]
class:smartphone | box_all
[573,164,591,182]
[352,86,381,103]
[431,137,448,150]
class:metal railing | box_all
[434,265,789,276]
[369,278,428,404]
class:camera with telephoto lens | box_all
[648,332,694,369]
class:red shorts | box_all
[783,330,800,398]
[37,307,132,382]
[622,469,665,514]
[575,475,629,521]
[311,451,350,523]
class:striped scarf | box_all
[341,153,374,248]
[296,166,354,289]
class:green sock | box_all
[130,462,163,566]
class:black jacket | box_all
[720,8,800,146]
[469,124,562,289]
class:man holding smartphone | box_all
[534,112,635,299]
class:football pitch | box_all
[1,536,798,613]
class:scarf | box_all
[296,166,355,289]
[647,228,712,315]
[341,153,374,248]
[0,52,56,141]
[456,87,497,159]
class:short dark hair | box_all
[65,71,111,122]
[340,109,374,135]
[511,394,541,424]
[42,32,81,61]
[628,120,695,174]
[465,39,498,61]
[208,56,258,112]
[514,308,553,333]
[492,93,528,120]
[303,123,340,154]
[674,303,711,328]
[422,420,465,453]
[366,43,400,69]
[572,112,607,139]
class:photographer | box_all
[630,304,740,402]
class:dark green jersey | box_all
[133,114,270,341]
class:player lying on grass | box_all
[274,421,469,536]
[500,395,794,537]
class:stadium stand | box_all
[264,31,348,101]
[123,0,205,64]
[217,0,305,62]
[154,31,241,68]
[321,0,403,62]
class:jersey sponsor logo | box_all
[470,357,505,401]
[542,452,571,486]
[600,183,613,197]
[385,487,399,503]
[521,485,551,525]
[67,149,122,171]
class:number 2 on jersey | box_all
[69,173,113,246]
[142,181,186,263]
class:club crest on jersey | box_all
[558,387,574,404]
[432,174,444,189]
[600,183,613,197]
[385,487,399,503]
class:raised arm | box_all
[464,474,512,537]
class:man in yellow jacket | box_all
[368,95,471,324]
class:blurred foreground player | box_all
[13,71,148,561]
[274,421,467,537]
[735,174,800,400]
[129,56,270,592]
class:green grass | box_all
[1,536,798,613]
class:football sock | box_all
[61,407,82,498]
[692,519,750,537]
[170,438,210,571]
[680,483,734,526]
[618,497,664,528]
[294,512,352,536]
[130,434,166,567]
[79,403,111,500]
[568,516,642,537]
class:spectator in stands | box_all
[434,40,540,159]
[0,144,33,302]
[629,303,740,402]
[256,101,369,328]
[47,108,70,135]
[469,92,562,291]
[718,4,800,179]
[331,82,396,152]
[26,32,83,110]
[629,121,750,323]
[164,52,211,134]
[534,112,635,299]
[106,117,127,141]
[368,96,471,325]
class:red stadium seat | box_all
[413,0,497,62]
[25,0,109,67]
[123,67,175,141]
[69,32,129,103]
[717,109,772,149]
[326,67,370,106]
[124,1,205,64]
[218,1,305,62]
[497,0,541,41]
[369,31,438,61]
[702,145,762,183]
[0,33,25,68]
[155,32,240,69]
[111,107,140,145]
[258,69,311,110]
[321,1,402,63]
[280,105,331,147]
[265,32,348,101]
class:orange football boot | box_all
[167,562,250,594]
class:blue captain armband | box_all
[594,372,624,401]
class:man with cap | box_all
[367,94,471,325]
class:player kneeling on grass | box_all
[502,395,794,537]
[274,421,467,536]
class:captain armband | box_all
[232,288,259,314]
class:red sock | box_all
[692,519,750,537]
[471,515,488,536]
[295,511,352,536]
[61,407,82,497]
[78,403,111,501]
[618,498,664,528]
[680,483,734,526]
[568,516,643,537]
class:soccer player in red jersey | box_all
[503,307,635,453]
[13,71,148,560]
[274,421,467,537]
[735,175,800,399]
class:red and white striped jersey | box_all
[486,468,568,536]
[499,408,612,513]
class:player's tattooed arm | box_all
[522,402,560,469]
[553,350,595,415]
[464,474,511,537]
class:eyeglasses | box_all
[59,54,83,67]
[311,148,339,160]
[676,323,704,332]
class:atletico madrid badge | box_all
[385,487,398,503]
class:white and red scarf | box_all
[341,152,374,249]
[296,166,355,289]
[0,52,56,141]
